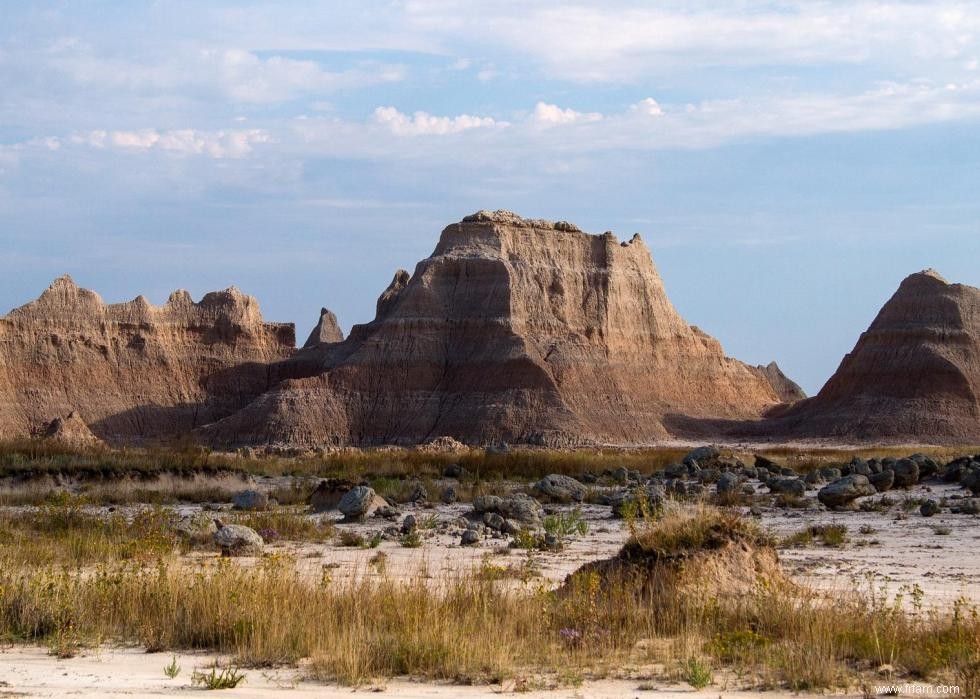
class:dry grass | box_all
[0,503,976,692]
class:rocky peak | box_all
[303,307,344,348]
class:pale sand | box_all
[0,646,849,698]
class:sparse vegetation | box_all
[164,655,181,679]
[192,664,247,689]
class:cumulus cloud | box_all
[530,102,603,127]
[372,106,506,135]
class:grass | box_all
[782,523,849,548]
[0,504,974,691]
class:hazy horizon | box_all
[3,2,979,395]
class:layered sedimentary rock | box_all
[775,269,980,441]
[203,210,789,447]
[0,276,294,442]
[303,308,344,348]
[43,411,104,447]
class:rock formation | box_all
[303,307,344,348]
[0,275,295,443]
[202,210,791,447]
[751,362,806,403]
[774,269,980,441]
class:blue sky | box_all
[1,1,979,394]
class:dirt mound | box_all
[0,275,295,444]
[564,509,789,604]
[774,269,980,441]
[42,411,103,448]
[201,210,792,447]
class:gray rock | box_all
[818,475,876,509]
[460,529,480,546]
[753,454,780,470]
[716,472,740,494]
[919,500,940,517]
[819,467,843,482]
[803,470,824,486]
[440,485,458,504]
[482,512,506,531]
[442,463,463,479]
[950,498,980,515]
[472,493,544,524]
[308,479,356,513]
[604,484,666,518]
[768,477,806,497]
[405,481,428,503]
[892,459,920,488]
[534,474,587,502]
[232,489,269,511]
[212,519,264,556]
[338,486,386,520]
[401,514,418,534]
[870,469,894,492]
[962,467,980,495]
[684,445,720,467]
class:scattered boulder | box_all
[338,486,387,521]
[818,475,876,510]
[603,484,667,518]
[951,498,980,515]
[891,459,920,488]
[472,493,544,524]
[870,469,894,492]
[767,477,806,498]
[232,489,269,511]
[919,500,940,517]
[401,514,418,534]
[534,474,587,502]
[440,485,458,504]
[684,446,720,468]
[442,463,464,479]
[753,454,780,470]
[212,519,264,556]
[308,479,356,513]
[716,472,741,494]
[460,529,480,546]
[404,481,428,504]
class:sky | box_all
[1,1,979,395]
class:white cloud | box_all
[401,1,980,83]
[372,106,506,135]
[629,98,664,118]
[44,44,405,105]
[70,128,270,158]
[530,102,602,127]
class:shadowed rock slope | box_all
[774,269,980,441]
[202,210,790,447]
[0,276,295,443]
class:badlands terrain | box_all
[1,211,979,697]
